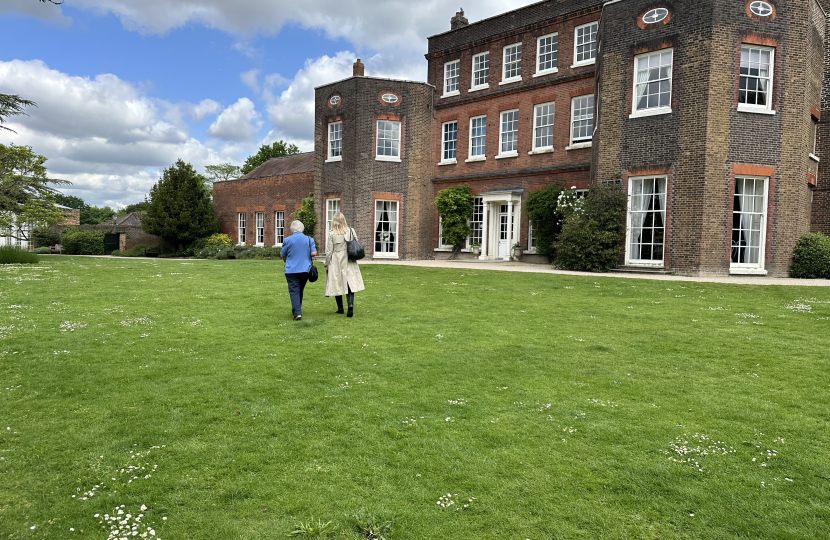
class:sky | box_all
[0,0,531,208]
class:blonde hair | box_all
[330,212,349,235]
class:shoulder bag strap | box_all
[307,236,313,270]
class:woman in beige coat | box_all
[324,212,365,317]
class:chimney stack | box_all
[353,58,365,77]
[451,8,469,30]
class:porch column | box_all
[504,201,513,261]
[480,202,489,259]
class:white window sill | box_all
[533,68,559,78]
[372,254,399,260]
[465,156,486,163]
[376,156,402,163]
[528,147,554,155]
[273,244,283,248]
[256,243,265,247]
[566,142,592,150]
[809,153,820,163]
[730,267,768,275]
[627,261,665,268]
[495,152,518,160]
[737,105,775,115]
[438,159,457,166]
[570,60,596,68]
[499,77,522,86]
[441,90,460,99]
[524,249,538,255]
[629,107,672,119]
[468,85,489,93]
[325,156,342,163]
[434,247,474,253]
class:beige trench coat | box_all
[324,230,365,297]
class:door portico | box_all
[478,189,523,261]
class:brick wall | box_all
[813,5,830,234]
[214,171,314,246]
[61,208,80,226]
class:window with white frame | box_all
[731,177,768,268]
[326,198,340,247]
[376,120,401,160]
[468,197,484,247]
[274,211,285,244]
[536,33,559,74]
[374,200,399,256]
[528,221,538,252]
[499,110,519,156]
[738,45,773,111]
[442,121,458,162]
[570,95,594,145]
[472,52,490,89]
[444,60,460,96]
[439,218,452,249]
[533,102,555,150]
[327,121,342,161]
[628,177,667,264]
[575,189,589,199]
[573,22,598,65]
[255,212,265,245]
[237,212,246,244]
[502,43,522,82]
[469,116,487,158]
[633,49,673,114]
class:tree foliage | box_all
[54,193,85,209]
[0,143,68,242]
[293,193,317,240]
[790,232,830,279]
[241,141,300,175]
[525,184,564,259]
[80,205,115,225]
[116,201,150,217]
[142,160,220,250]
[204,163,242,185]
[554,183,628,272]
[0,95,36,134]
[434,184,474,257]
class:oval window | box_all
[749,0,773,16]
[642,8,668,24]
[329,95,341,105]
[382,93,399,104]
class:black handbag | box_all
[307,237,318,282]
[346,228,365,261]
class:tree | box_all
[116,201,150,217]
[434,184,474,259]
[53,193,85,209]
[0,95,36,134]
[293,193,316,240]
[142,159,219,250]
[80,205,115,225]
[525,184,564,260]
[0,143,69,244]
[204,163,242,185]
[242,141,300,175]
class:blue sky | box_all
[0,0,528,207]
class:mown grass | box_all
[1,256,829,539]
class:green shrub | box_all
[32,228,61,248]
[435,184,474,257]
[294,193,317,239]
[0,246,39,264]
[34,247,51,254]
[109,250,121,256]
[790,232,830,279]
[113,244,150,257]
[195,246,221,259]
[63,230,105,255]
[238,246,283,260]
[526,184,564,259]
[204,233,234,250]
[554,183,627,272]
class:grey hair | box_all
[289,220,305,234]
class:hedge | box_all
[62,229,105,255]
[790,232,830,279]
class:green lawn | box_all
[1,256,829,539]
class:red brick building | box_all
[214,153,314,247]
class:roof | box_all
[113,213,143,227]
[235,152,315,181]
[315,75,435,91]
[55,204,76,210]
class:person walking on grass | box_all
[324,212,364,317]
[280,220,317,321]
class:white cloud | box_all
[240,69,260,94]
[0,60,248,207]
[189,99,222,123]
[206,98,263,141]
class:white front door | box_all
[498,204,513,258]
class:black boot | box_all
[346,291,354,318]
[335,296,344,314]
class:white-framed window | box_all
[569,95,594,147]
[573,22,598,66]
[441,121,458,163]
[738,45,774,113]
[627,176,667,265]
[438,217,453,249]
[731,176,768,269]
[468,115,487,160]
[255,212,265,246]
[536,33,559,75]
[326,198,341,249]
[444,60,461,97]
[468,196,484,247]
[527,221,538,252]
[374,199,399,257]
[642,8,669,23]
[749,1,773,16]
[632,49,673,117]
[237,212,246,244]
[471,52,490,90]
[533,102,555,151]
[327,121,342,162]
[575,189,589,199]
[274,211,285,245]
[376,120,401,161]
[498,109,519,157]
[502,43,522,84]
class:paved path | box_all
[359,259,830,287]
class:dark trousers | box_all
[285,272,309,317]
[335,286,354,310]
